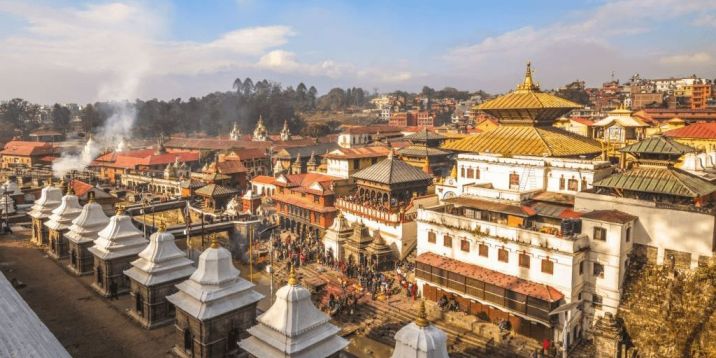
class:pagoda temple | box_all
[88,207,148,297]
[443,63,602,158]
[124,222,195,329]
[66,192,109,276]
[239,266,348,358]
[166,238,263,358]
[352,150,433,207]
[398,129,452,176]
[45,184,83,260]
[28,181,62,246]
[391,300,448,358]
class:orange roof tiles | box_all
[251,175,277,185]
[0,141,55,156]
[664,122,716,140]
[91,149,200,169]
[417,252,564,303]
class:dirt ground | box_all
[0,231,175,358]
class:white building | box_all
[337,125,402,148]
[239,267,348,358]
[391,300,449,358]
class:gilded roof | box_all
[404,128,446,142]
[620,136,695,156]
[353,153,432,185]
[593,165,716,198]
[477,63,581,123]
[441,125,602,157]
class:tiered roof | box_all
[593,163,716,198]
[353,151,433,185]
[65,197,109,244]
[124,224,195,287]
[44,190,83,231]
[166,239,263,320]
[620,135,695,157]
[28,183,63,220]
[88,208,148,260]
[239,267,348,358]
[391,300,449,358]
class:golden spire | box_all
[287,264,298,285]
[87,190,96,203]
[415,299,429,327]
[158,221,167,232]
[450,163,457,179]
[210,234,220,249]
[516,61,538,92]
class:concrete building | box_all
[28,181,62,247]
[66,193,109,276]
[337,125,403,148]
[324,146,391,179]
[124,223,195,329]
[167,239,263,358]
[239,267,348,358]
[88,207,148,297]
[45,186,83,260]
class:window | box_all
[460,239,470,252]
[593,262,604,278]
[467,168,474,178]
[443,234,452,248]
[479,244,489,257]
[353,159,360,168]
[593,227,607,241]
[581,177,588,191]
[568,178,579,191]
[559,176,565,190]
[428,231,436,244]
[509,173,520,188]
[498,248,509,262]
[541,259,554,274]
[519,253,530,268]
[475,168,480,179]
[460,167,465,178]
[313,195,319,203]
[592,294,603,309]
[579,260,585,275]
[625,227,631,242]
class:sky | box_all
[0,0,715,104]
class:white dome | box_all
[45,194,83,231]
[391,302,449,358]
[28,185,62,219]
[66,201,109,244]
[89,212,148,260]
[124,227,195,286]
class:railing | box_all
[335,198,402,223]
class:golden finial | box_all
[158,221,167,232]
[516,61,537,92]
[66,181,74,195]
[287,264,298,285]
[115,205,125,215]
[450,164,457,179]
[415,299,429,327]
[210,234,220,249]
[87,190,96,203]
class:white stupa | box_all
[166,238,263,321]
[89,208,148,260]
[44,187,83,233]
[1,178,22,196]
[322,212,352,261]
[66,194,109,245]
[28,181,63,220]
[239,266,349,358]
[391,300,449,358]
[0,179,18,215]
[124,223,195,287]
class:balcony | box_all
[336,198,402,224]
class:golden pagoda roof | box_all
[478,63,581,124]
[442,125,602,157]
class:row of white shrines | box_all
[26,181,449,358]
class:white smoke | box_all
[50,2,157,178]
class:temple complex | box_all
[45,185,83,260]
[239,266,348,358]
[88,207,148,297]
[124,223,195,329]
[398,129,452,177]
[65,192,109,276]
[391,301,449,358]
[166,238,263,358]
[28,181,62,246]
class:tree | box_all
[79,104,101,133]
[0,98,39,132]
[232,78,242,93]
[51,104,71,131]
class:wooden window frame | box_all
[427,231,436,244]
[541,258,554,275]
[593,227,607,241]
[478,244,489,257]
[498,248,509,263]
[460,239,470,252]
[519,253,530,268]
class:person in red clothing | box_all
[542,338,550,355]
[410,282,417,301]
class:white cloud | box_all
[660,52,713,65]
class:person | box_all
[438,295,448,311]
[448,296,459,312]
[542,338,550,356]
[410,283,417,301]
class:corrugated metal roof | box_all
[593,165,716,197]
[404,128,446,142]
[353,155,432,185]
[441,125,602,157]
[398,145,450,157]
[194,183,239,197]
[619,136,695,156]
[479,91,581,111]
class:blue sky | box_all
[0,0,714,103]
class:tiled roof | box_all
[570,117,594,126]
[215,160,247,174]
[92,150,200,169]
[194,183,239,197]
[324,146,391,159]
[592,113,648,128]
[398,145,450,157]
[444,196,536,217]
[341,125,403,134]
[274,143,338,159]
[442,125,602,157]
[664,123,716,140]
[620,136,695,156]
[165,138,247,151]
[404,128,446,142]
[353,154,432,185]
[480,91,580,111]
[0,141,55,156]
[226,148,268,161]
[581,210,637,224]
[593,165,716,198]
[251,175,277,185]
[417,252,564,303]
